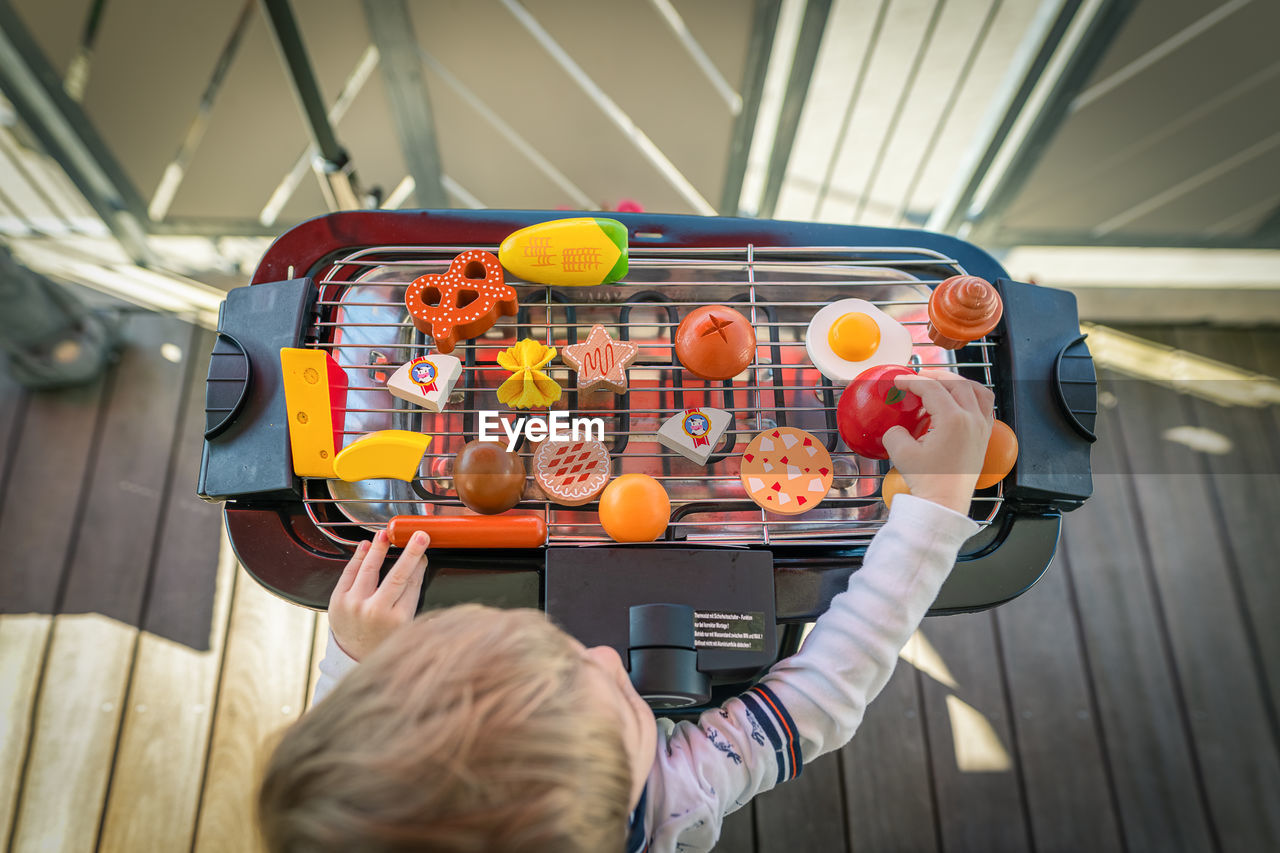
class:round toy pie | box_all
[740,427,833,515]
[533,439,611,506]
[675,305,756,380]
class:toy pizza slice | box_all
[740,427,832,515]
[561,324,639,393]
[533,439,611,506]
[656,407,731,465]
[386,354,462,412]
[404,250,517,353]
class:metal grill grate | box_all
[298,243,1001,548]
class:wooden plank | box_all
[1107,338,1280,851]
[11,313,194,852]
[192,565,316,853]
[917,612,1031,853]
[306,610,329,707]
[752,741,847,852]
[138,327,223,650]
[839,650,937,852]
[0,352,107,849]
[1171,326,1280,719]
[0,365,24,497]
[1058,373,1216,851]
[993,554,1124,851]
[0,614,50,851]
[0,379,107,614]
[97,535,236,853]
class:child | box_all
[259,370,994,853]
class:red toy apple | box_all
[836,365,931,459]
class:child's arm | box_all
[646,372,992,851]
[311,530,430,704]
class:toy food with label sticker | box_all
[453,440,526,515]
[404,250,517,353]
[496,339,562,409]
[837,365,931,460]
[598,473,670,542]
[561,324,638,393]
[740,427,833,515]
[386,354,462,412]
[388,515,546,549]
[280,347,349,478]
[881,467,909,509]
[533,439,610,506]
[927,275,1002,349]
[805,298,913,383]
[332,430,431,482]
[656,407,731,465]
[675,305,756,380]
[976,418,1018,489]
[498,217,628,287]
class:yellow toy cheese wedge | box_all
[280,347,349,478]
[498,217,628,287]
[332,430,432,482]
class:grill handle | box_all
[990,278,1096,512]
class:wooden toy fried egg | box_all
[805,298,913,383]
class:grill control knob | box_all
[628,604,711,709]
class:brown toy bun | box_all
[675,305,756,380]
[453,440,525,514]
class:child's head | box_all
[258,604,656,853]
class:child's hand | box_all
[328,530,430,661]
[882,369,994,514]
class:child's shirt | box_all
[312,494,979,853]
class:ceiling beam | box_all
[0,0,152,264]
[965,0,1136,244]
[258,0,361,210]
[719,0,781,215]
[757,0,832,219]
[361,0,447,208]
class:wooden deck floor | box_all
[1,312,1278,852]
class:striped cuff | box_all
[741,684,803,784]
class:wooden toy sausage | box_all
[386,514,547,549]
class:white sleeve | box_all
[640,495,979,853]
[311,630,360,706]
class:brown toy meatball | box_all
[453,440,526,515]
[675,305,757,380]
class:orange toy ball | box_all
[598,473,670,542]
[882,467,910,510]
[976,419,1019,489]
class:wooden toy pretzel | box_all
[404,250,518,353]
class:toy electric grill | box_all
[198,210,1096,708]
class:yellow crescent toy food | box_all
[332,430,432,482]
[498,217,628,287]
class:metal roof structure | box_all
[0,0,1276,322]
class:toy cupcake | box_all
[926,275,1003,349]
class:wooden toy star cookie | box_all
[561,324,638,393]
[404,250,517,354]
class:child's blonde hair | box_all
[258,605,633,852]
